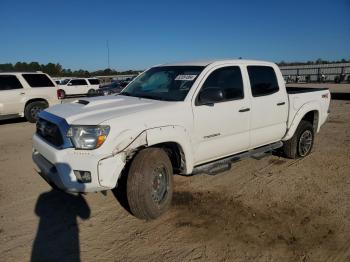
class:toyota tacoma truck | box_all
[32,60,330,220]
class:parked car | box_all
[0,72,59,122]
[119,76,137,87]
[57,78,100,98]
[93,82,123,96]
[32,60,330,220]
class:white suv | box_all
[0,72,59,123]
[58,78,100,98]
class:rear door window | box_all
[0,75,23,90]
[22,74,55,88]
[88,79,100,85]
[70,79,88,85]
[247,66,279,97]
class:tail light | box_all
[57,89,63,99]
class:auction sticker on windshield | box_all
[175,75,197,81]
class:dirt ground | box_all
[0,84,349,262]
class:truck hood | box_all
[46,95,177,125]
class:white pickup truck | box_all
[32,60,330,220]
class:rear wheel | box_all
[24,101,48,123]
[126,148,173,220]
[282,120,314,159]
[87,89,95,96]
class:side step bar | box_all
[191,141,283,176]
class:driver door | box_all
[192,66,250,165]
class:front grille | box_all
[36,118,64,147]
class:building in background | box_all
[280,63,350,83]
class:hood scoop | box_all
[76,100,90,105]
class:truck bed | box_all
[285,86,330,138]
[286,86,328,94]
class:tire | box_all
[126,148,173,220]
[87,89,95,96]
[24,101,48,123]
[282,120,314,159]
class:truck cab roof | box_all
[160,59,276,67]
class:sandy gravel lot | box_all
[0,84,349,262]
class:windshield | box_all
[119,66,204,101]
[60,79,71,85]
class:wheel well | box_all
[301,110,319,133]
[25,98,48,109]
[151,142,186,174]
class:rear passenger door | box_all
[247,66,288,148]
[21,73,56,101]
[68,79,88,95]
[192,66,251,164]
[0,75,25,116]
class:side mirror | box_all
[198,87,224,105]
[67,83,72,86]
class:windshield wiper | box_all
[119,92,177,101]
[118,91,132,97]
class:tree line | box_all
[0,62,141,77]
[1,59,349,76]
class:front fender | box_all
[111,125,194,174]
[146,125,194,174]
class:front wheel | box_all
[282,120,314,159]
[126,148,173,220]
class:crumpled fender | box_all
[146,125,194,174]
[111,125,194,174]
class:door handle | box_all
[20,92,25,95]
[239,108,250,112]
[277,102,285,106]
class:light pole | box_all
[107,40,110,69]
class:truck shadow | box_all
[31,189,90,262]
[0,117,27,125]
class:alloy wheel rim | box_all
[298,130,313,156]
[31,106,42,120]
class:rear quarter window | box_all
[22,74,55,88]
[0,75,23,90]
[247,66,279,97]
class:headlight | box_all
[67,125,110,150]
